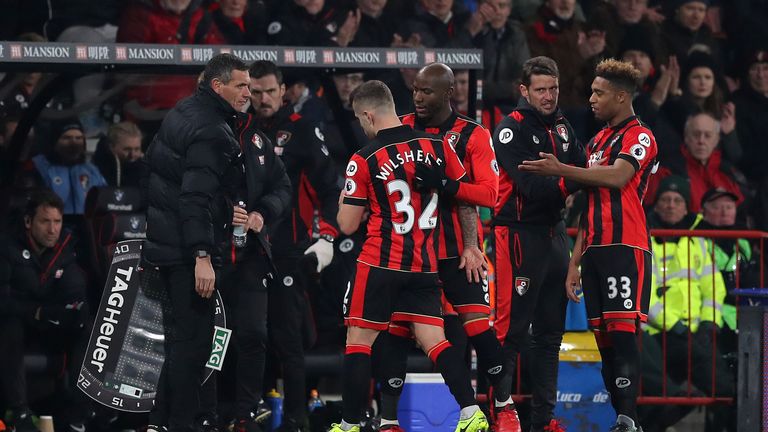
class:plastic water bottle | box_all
[265,389,283,431]
[233,200,247,248]
[307,389,324,413]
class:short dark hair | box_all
[350,80,394,111]
[25,189,64,219]
[595,59,642,93]
[249,60,283,84]
[521,56,559,86]
[201,54,249,86]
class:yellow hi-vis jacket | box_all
[647,235,726,334]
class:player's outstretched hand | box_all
[518,152,563,176]
[459,245,488,283]
[565,263,581,303]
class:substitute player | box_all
[519,59,657,432]
[375,62,515,432]
[492,56,584,432]
[331,80,489,432]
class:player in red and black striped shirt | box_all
[388,63,517,432]
[332,80,489,432]
[520,60,658,432]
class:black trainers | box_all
[8,409,39,432]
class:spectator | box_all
[116,0,226,113]
[663,50,735,141]
[471,0,530,110]
[25,119,107,216]
[525,0,606,109]
[618,27,682,162]
[589,0,665,61]
[692,188,759,328]
[0,33,46,117]
[398,0,476,48]
[644,175,735,431]
[732,47,768,184]
[266,0,357,47]
[450,69,504,131]
[661,0,721,64]
[92,121,145,187]
[643,176,735,430]
[0,190,91,432]
[651,113,744,213]
[351,0,400,47]
[207,0,269,44]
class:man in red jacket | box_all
[647,112,744,213]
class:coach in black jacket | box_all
[0,190,90,431]
[143,54,251,432]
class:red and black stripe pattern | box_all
[343,125,465,272]
[583,116,658,252]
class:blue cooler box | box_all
[398,373,460,431]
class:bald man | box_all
[372,63,518,431]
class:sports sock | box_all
[342,346,372,425]
[610,331,640,423]
[431,341,476,408]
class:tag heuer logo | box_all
[206,326,232,371]
[515,277,530,296]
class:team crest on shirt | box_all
[588,150,605,167]
[556,124,569,142]
[445,131,460,148]
[79,174,89,189]
[515,277,530,296]
[276,131,291,146]
[532,135,540,145]
[251,133,263,149]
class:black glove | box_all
[414,161,459,194]
[38,301,86,328]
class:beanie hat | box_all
[656,175,691,205]
[618,26,656,63]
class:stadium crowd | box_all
[0,0,766,432]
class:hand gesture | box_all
[459,245,488,283]
[643,5,666,24]
[577,30,606,59]
[336,8,362,47]
[721,102,736,135]
[518,152,564,176]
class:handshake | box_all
[36,301,87,329]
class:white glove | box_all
[304,238,334,272]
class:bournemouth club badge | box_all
[515,277,530,296]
